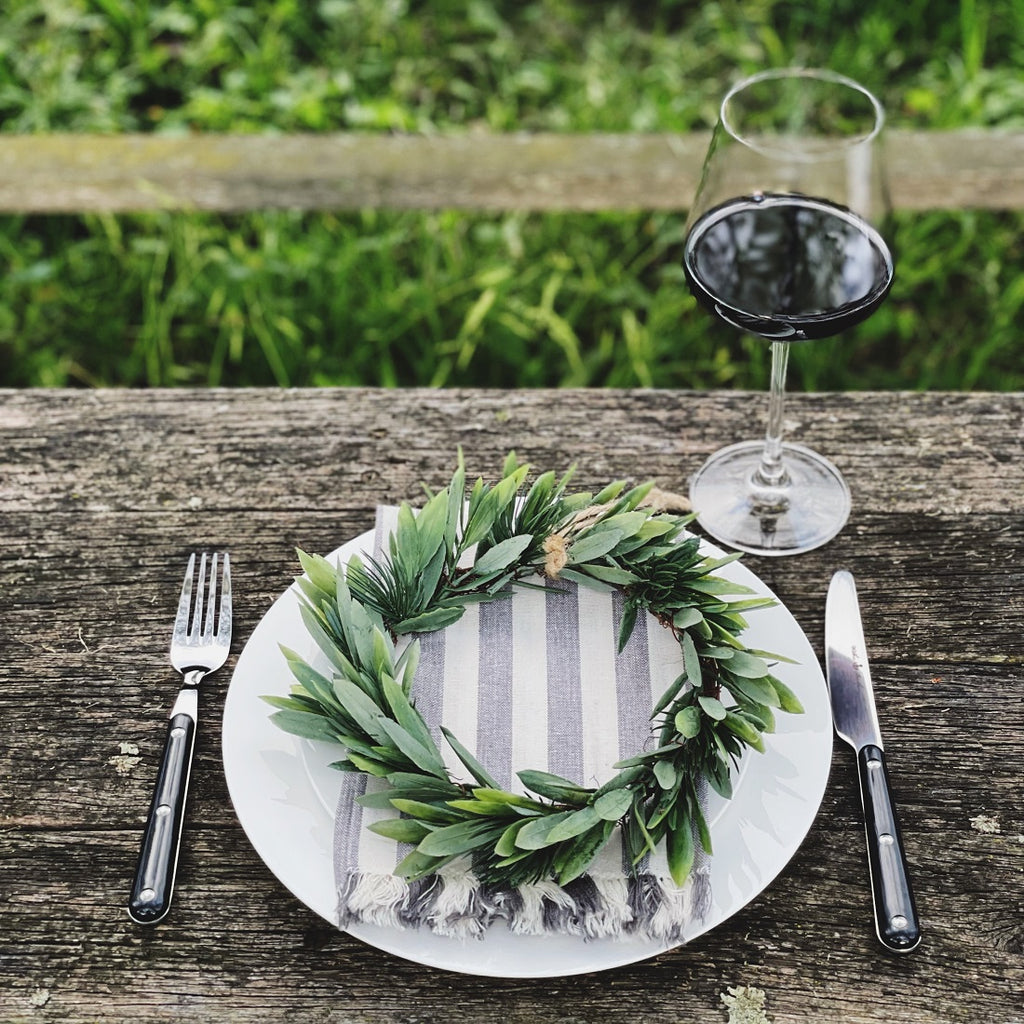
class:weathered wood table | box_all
[2,388,1022,1023]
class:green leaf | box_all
[514,811,574,850]
[653,759,677,790]
[567,528,624,564]
[414,488,450,569]
[441,726,500,789]
[681,630,701,687]
[368,818,434,844]
[768,674,805,714]
[722,650,771,678]
[495,819,530,857]
[651,672,687,719]
[617,600,638,654]
[687,578,757,596]
[517,769,592,803]
[394,848,458,882]
[721,712,766,753]
[473,533,534,575]
[675,705,701,739]
[667,812,695,887]
[583,563,642,586]
[331,676,391,745]
[593,788,633,821]
[346,752,392,777]
[296,549,338,598]
[697,695,728,720]
[596,511,649,541]
[554,821,616,885]
[378,718,449,778]
[725,672,781,708]
[389,798,461,823]
[545,805,603,843]
[393,604,465,634]
[555,567,616,592]
[381,673,435,751]
[417,819,501,857]
[267,709,340,743]
[672,607,704,630]
[468,787,543,810]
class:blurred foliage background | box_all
[0,0,1021,390]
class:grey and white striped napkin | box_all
[333,506,710,941]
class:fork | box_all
[128,552,232,925]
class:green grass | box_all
[1,0,1023,390]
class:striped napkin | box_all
[333,506,710,941]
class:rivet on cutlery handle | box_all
[857,743,921,953]
[128,692,197,924]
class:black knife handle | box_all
[127,708,197,924]
[856,743,921,953]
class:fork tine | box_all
[191,553,208,639]
[202,553,219,640]
[173,553,197,644]
[218,553,232,640]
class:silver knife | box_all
[825,570,921,953]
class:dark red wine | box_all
[683,193,893,340]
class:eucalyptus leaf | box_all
[417,819,501,857]
[514,811,575,850]
[725,672,781,708]
[473,533,534,575]
[554,821,616,885]
[681,630,702,687]
[268,709,341,743]
[394,848,459,882]
[722,649,772,679]
[768,674,805,714]
[368,818,434,844]
[378,717,449,778]
[667,811,695,887]
[394,604,465,634]
[545,805,603,843]
[441,726,500,790]
[721,711,766,753]
[617,600,638,654]
[675,705,701,738]
[653,759,677,790]
[592,788,634,821]
[517,769,592,803]
[697,695,728,720]
[650,672,688,719]
[567,528,624,564]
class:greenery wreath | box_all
[264,453,803,890]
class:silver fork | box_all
[128,553,232,925]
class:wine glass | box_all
[684,68,891,555]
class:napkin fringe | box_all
[336,866,710,942]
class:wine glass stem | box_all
[753,340,792,498]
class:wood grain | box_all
[0,130,1022,213]
[1,388,1022,1023]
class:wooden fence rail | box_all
[0,129,1021,214]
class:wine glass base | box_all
[688,441,850,556]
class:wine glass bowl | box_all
[684,68,891,556]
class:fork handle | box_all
[128,693,197,925]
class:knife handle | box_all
[857,744,921,953]
[127,700,197,925]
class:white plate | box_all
[222,531,832,978]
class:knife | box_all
[825,570,921,954]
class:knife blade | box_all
[825,569,921,953]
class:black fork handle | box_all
[128,693,197,925]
